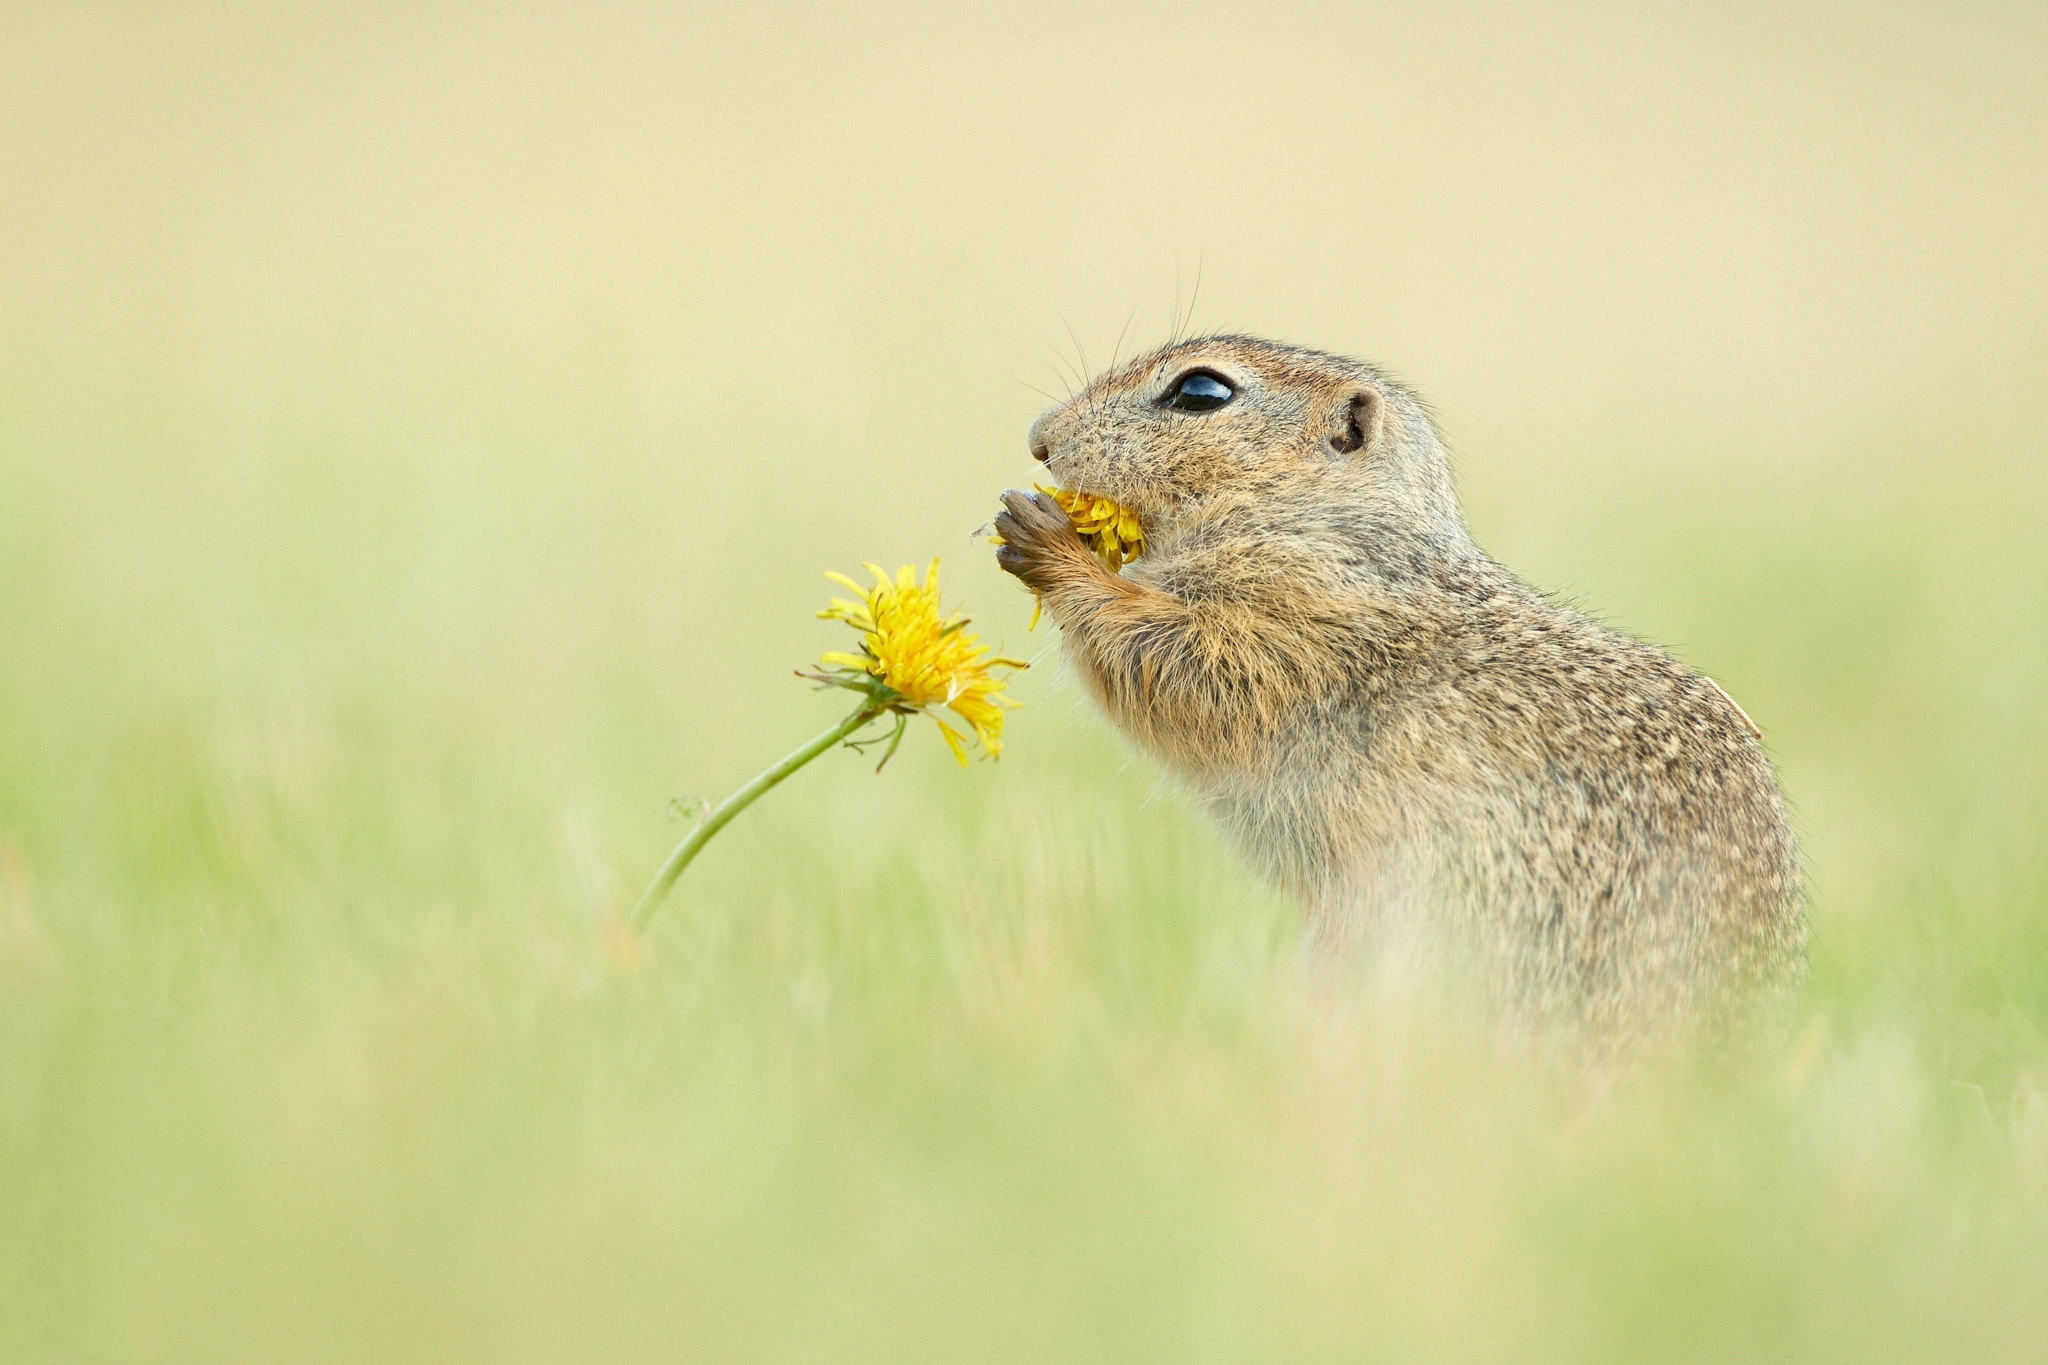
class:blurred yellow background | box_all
[2,3,2045,1361]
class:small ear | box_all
[1326,387,1383,457]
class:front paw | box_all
[993,488,1091,593]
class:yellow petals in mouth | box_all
[987,485,1146,572]
[812,559,1025,762]
[988,484,1145,630]
[1041,484,1145,570]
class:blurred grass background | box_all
[2,1,2046,1360]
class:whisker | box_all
[1060,311,1093,388]
[1110,304,1138,378]
[1044,348,1079,401]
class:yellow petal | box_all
[931,715,970,765]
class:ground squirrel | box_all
[993,335,1802,1043]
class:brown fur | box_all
[994,335,1803,1045]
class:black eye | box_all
[1163,370,1235,412]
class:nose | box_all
[1027,409,1062,465]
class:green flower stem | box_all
[629,700,885,933]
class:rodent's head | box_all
[1027,335,1473,560]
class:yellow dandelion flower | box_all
[631,555,1027,933]
[1041,485,1145,570]
[989,484,1145,628]
[815,559,1026,763]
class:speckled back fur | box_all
[992,335,1803,1047]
